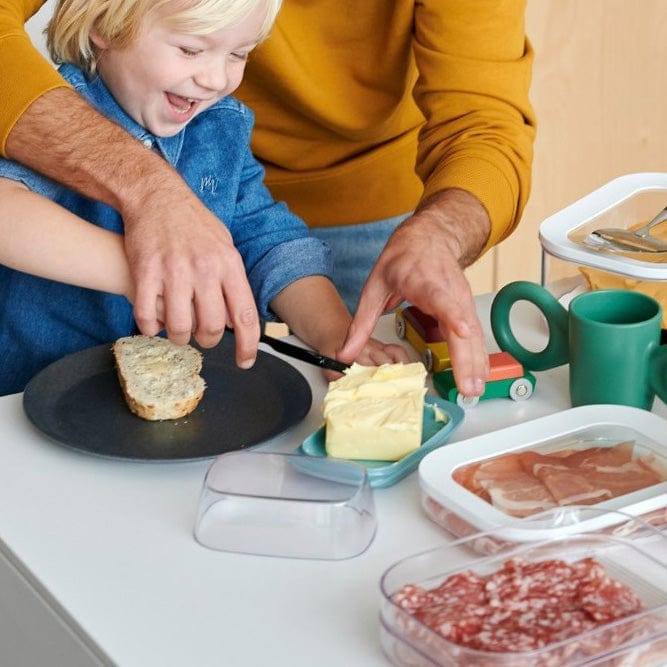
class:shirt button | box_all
[142,139,153,148]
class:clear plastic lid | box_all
[380,508,667,667]
[539,173,667,281]
[418,405,667,542]
[194,451,376,559]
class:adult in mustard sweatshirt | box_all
[0,0,535,398]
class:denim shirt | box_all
[0,64,332,395]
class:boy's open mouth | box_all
[165,92,198,116]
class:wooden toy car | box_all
[433,351,536,409]
[394,306,451,372]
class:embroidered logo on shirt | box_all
[200,175,219,195]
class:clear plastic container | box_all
[418,405,667,544]
[380,508,667,666]
[539,173,667,326]
[194,451,376,559]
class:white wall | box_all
[25,0,56,60]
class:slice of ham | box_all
[457,455,526,503]
[575,462,662,498]
[479,471,557,518]
[536,467,613,506]
[452,463,482,495]
[519,451,569,477]
[562,441,634,469]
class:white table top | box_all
[0,294,665,667]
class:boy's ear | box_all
[90,28,109,50]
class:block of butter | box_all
[323,362,427,461]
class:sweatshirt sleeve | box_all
[412,0,536,250]
[0,0,70,156]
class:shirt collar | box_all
[61,64,185,166]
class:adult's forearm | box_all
[413,188,491,268]
[5,87,182,217]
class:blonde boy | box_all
[0,0,406,394]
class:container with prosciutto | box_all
[418,405,667,543]
[380,508,667,666]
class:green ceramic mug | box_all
[490,281,667,409]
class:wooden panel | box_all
[494,0,667,289]
[465,247,496,295]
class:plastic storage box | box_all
[539,173,667,327]
[380,508,667,666]
[418,405,667,544]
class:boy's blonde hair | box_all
[47,0,281,75]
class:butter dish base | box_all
[297,394,464,488]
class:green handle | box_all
[650,344,667,404]
[491,281,570,371]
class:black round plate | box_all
[23,336,312,461]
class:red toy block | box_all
[488,351,524,382]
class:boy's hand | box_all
[349,337,410,367]
[322,337,409,381]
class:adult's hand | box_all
[7,88,260,367]
[121,184,259,365]
[338,189,491,397]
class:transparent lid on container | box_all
[418,405,667,542]
[539,172,667,281]
[194,451,376,559]
[380,507,667,667]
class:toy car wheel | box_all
[509,378,533,401]
[395,312,406,339]
[456,394,479,409]
[421,348,434,372]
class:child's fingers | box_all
[385,343,410,363]
[322,368,344,382]
[368,346,394,366]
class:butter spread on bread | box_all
[323,362,427,461]
[113,335,205,421]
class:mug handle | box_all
[490,281,570,371]
[649,344,667,404]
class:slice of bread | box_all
[113,336,205,421]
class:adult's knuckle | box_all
[198,315,225,335]
[163,259,190,285]
[192,253,220,276]
[426,284,448,306]
[223,251,245,276]
[130,251,160,276]
[237,306,258,328]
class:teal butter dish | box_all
[296,394,464,488]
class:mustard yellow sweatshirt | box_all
[0,0,535,247]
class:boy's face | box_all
[93,3,265,136]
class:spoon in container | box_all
[587,206,667,253]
